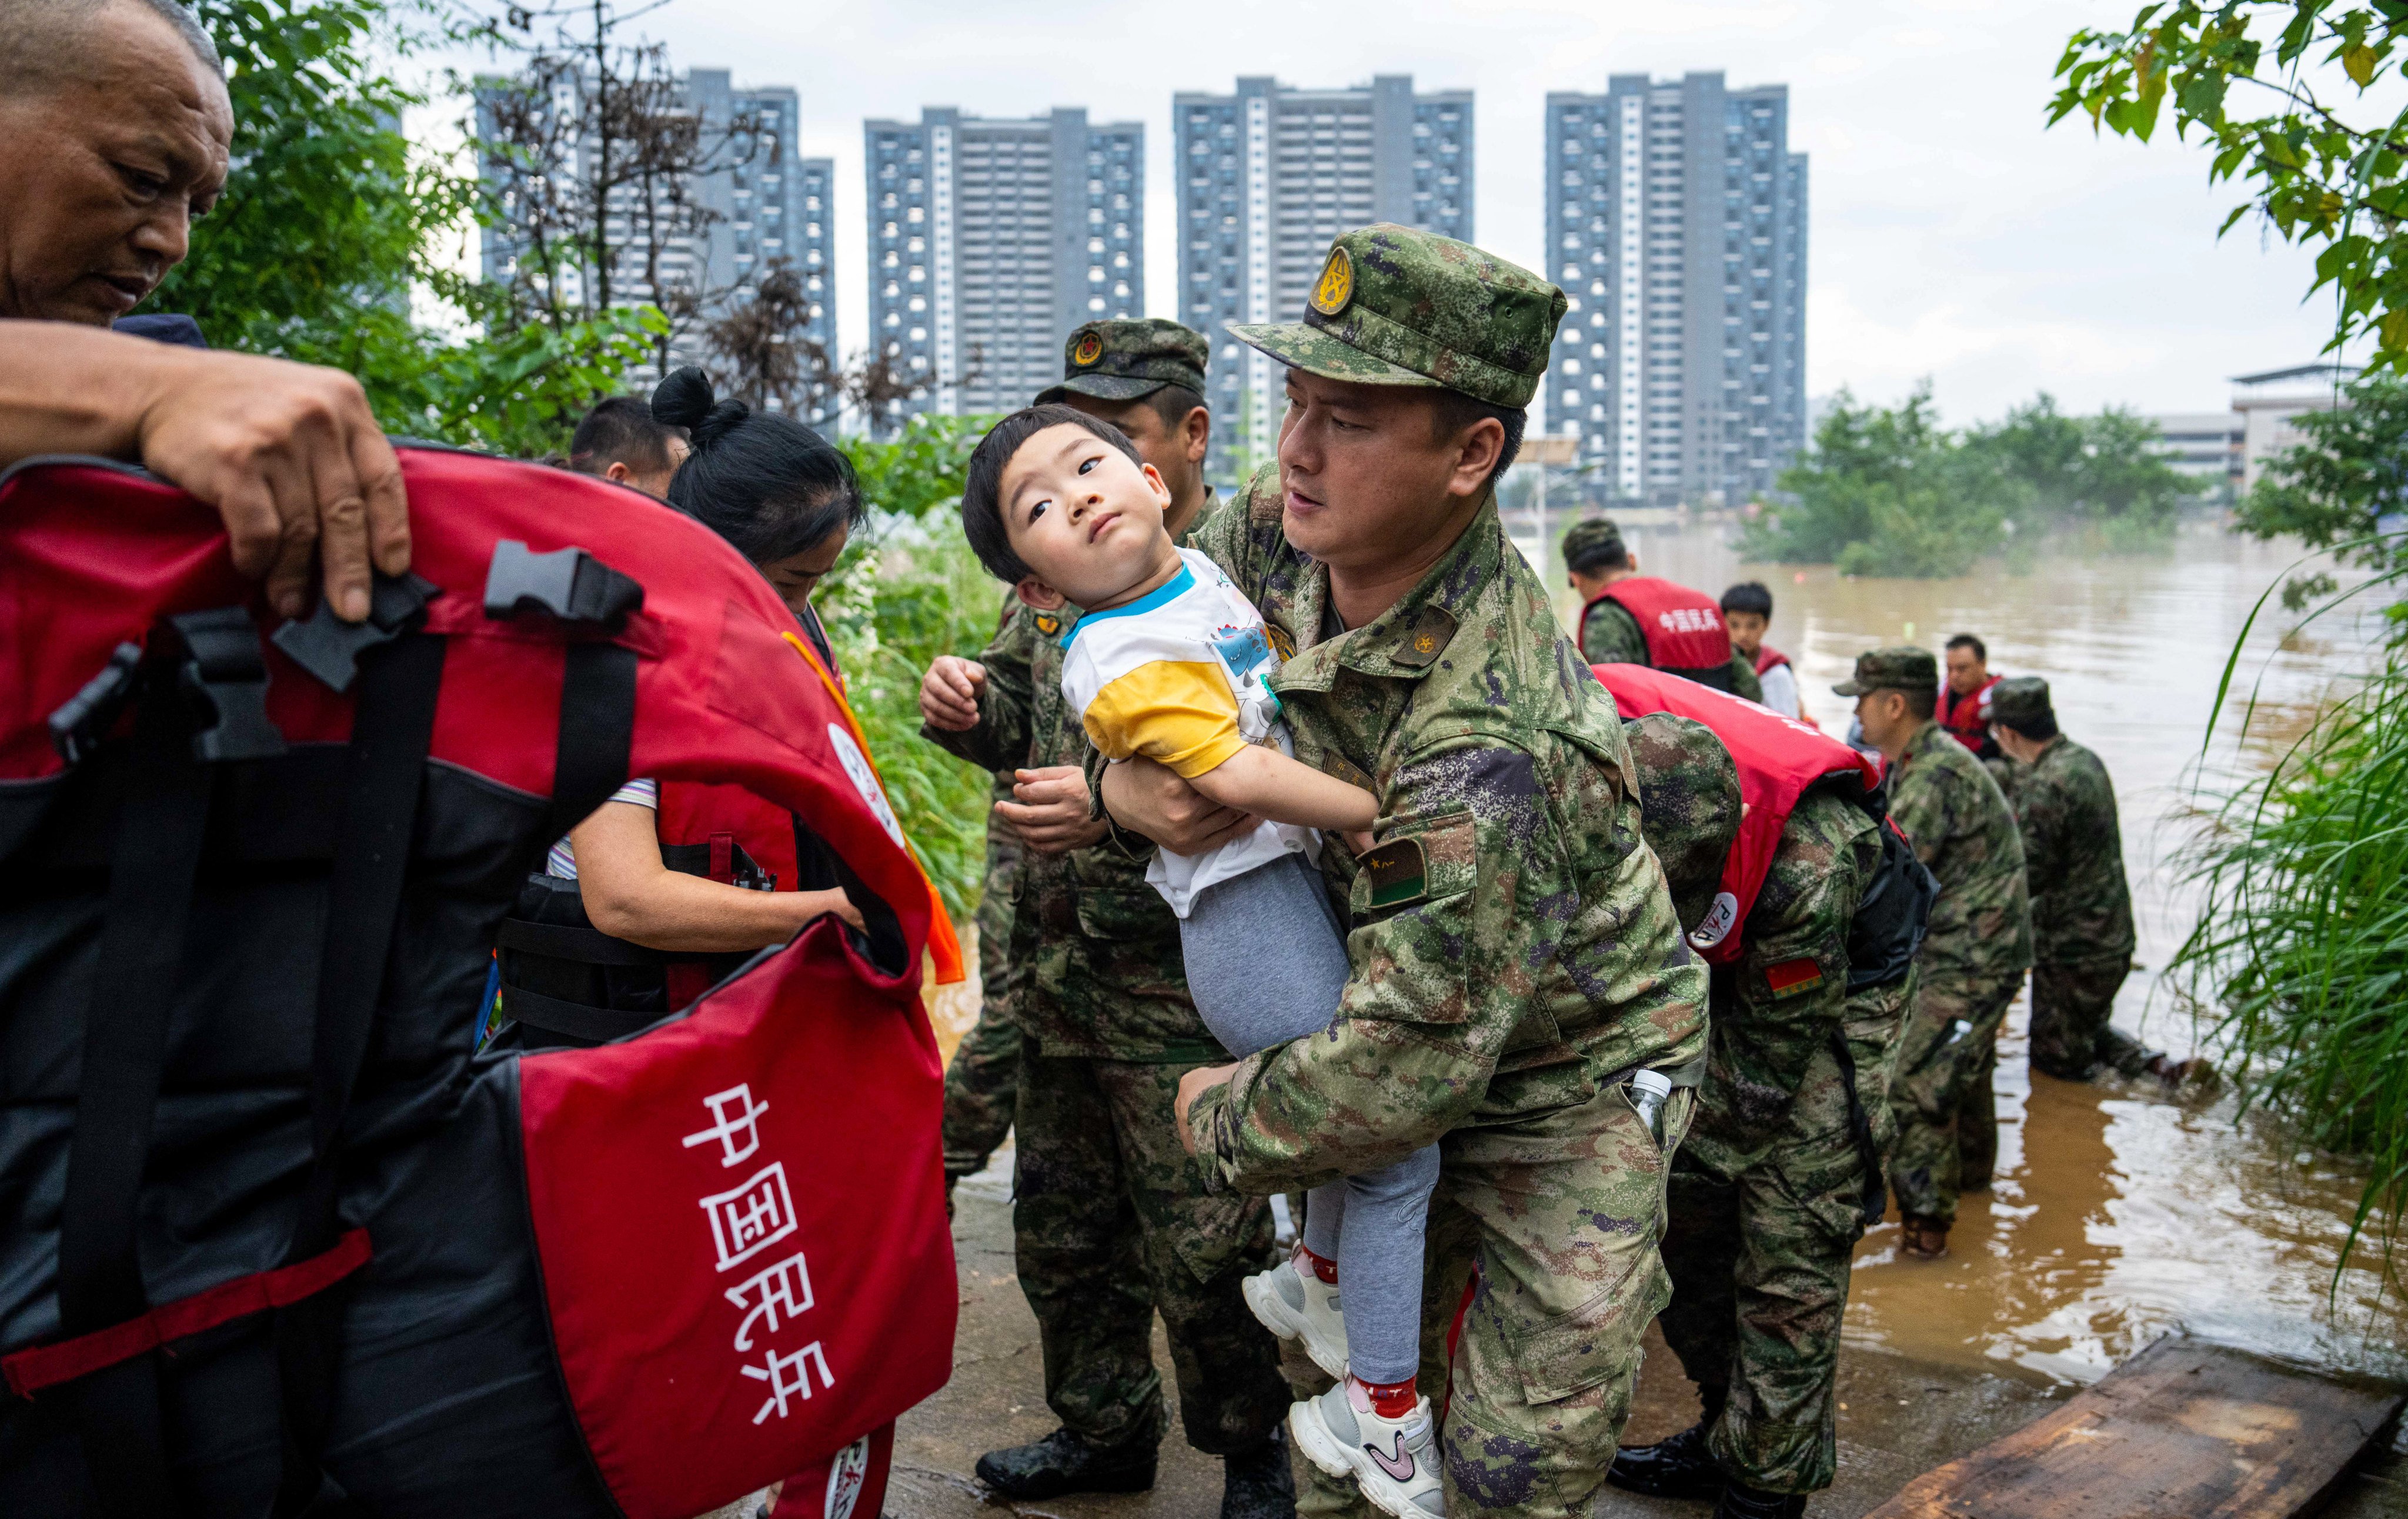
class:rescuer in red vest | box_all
[493,367,873,1050]
[1595,665,1933,1519]
[1938,633,2003,759]
[1562,516,1764,700]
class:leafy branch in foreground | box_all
[2052,2,2408,369]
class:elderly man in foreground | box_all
[0,0,409,620]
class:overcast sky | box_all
[473,0,2345,425]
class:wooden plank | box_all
[1864,1335,2402,1519]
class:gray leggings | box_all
[1180,849,1439,1386]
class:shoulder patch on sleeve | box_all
[1360,837,1429,908]
[1763,956,1825,1001]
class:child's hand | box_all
[1341,829,1375,856]
[919,655,986,731]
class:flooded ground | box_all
[1605,516,2406,1390]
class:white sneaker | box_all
[1241,1251,1348,1380]
[1289,1381,1444,1519]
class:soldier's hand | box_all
[1099,754,1255,856]
[996,765,1108,855]
[1174,1062,1238,1156]
[920,655,987,731]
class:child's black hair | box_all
[960,404,1141,584]
[1720,580,1774,618]
[651,367,864,568]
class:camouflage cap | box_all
[1033,318,1210,405]
[1988,675,2053,732]
[1833,646,1939,697]
[1228,223,1567,409]
[1560,517,1627,573]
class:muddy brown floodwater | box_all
[1609,516,2406,1391]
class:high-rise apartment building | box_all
[863,108,1144,422]
[1175,76,1473,480]
[1544,72,1806,508]
[477,70,836,378]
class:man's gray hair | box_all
[0,0,223,97]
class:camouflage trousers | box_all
[1886,972,2022,1227]
[2029,957,2150,1081]
[1655,999,1903,1496]
[1013,1041,1287,1456]
[1294,1078,1692,1519]
[1959,1042,1998,1194]
[941,1005,1021,1180]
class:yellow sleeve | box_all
[1080,660,1250,778]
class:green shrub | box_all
[823,416,1004,921]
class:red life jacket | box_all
[1936,674,2000,751]
[1593,663,1881,963]
[1585,577,1735,682]
[0,449,956,1518]
[1754,645,1792,676]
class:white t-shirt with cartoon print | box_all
[1059,548,1317,917]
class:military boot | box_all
[974,1427,1157,1500]
[1606,1418,1725,1500]
[1899,1213,1951,1260]
[1713,1479,1807,1518]
[1220,1426,1297,1519]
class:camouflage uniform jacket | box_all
[1686,789,1887,1182]
[1189,467,1708,1192]
[1887,721,2032,983]
[921,602,1221,1063]
[1578,595,1764,703]
[2011,736,2136,968]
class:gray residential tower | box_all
[863,107,1144,423]
[1174,76,1473,481]
[1544,72,1806,508]
[477,71,836,380]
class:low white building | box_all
[2145,411,2243,496]
[2232,362,2360,490]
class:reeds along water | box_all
[2169,553,2408,1281]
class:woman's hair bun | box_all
[652,366,751,448]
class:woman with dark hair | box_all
[492,369,874,1050]
[653,364,866,673]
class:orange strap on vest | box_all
[783,631,966,985]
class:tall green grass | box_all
[2171,550,2408,1280]
[821,416,1004,922]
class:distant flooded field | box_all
[1610,516,2404,1387]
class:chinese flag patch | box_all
[1764,957,1825,1001]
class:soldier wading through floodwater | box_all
[1105,224,1708,1519]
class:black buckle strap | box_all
[483,540,644,633]
[54,672,223,1515]
[497,984,666,1045]
[271,571,439,692]
[46,643,142,767]
[168,607,287,763]
[269,631,446,1517]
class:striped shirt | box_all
[544,778,659,879]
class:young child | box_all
[1721,580,1800,720]
[960,404,1445,1514]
